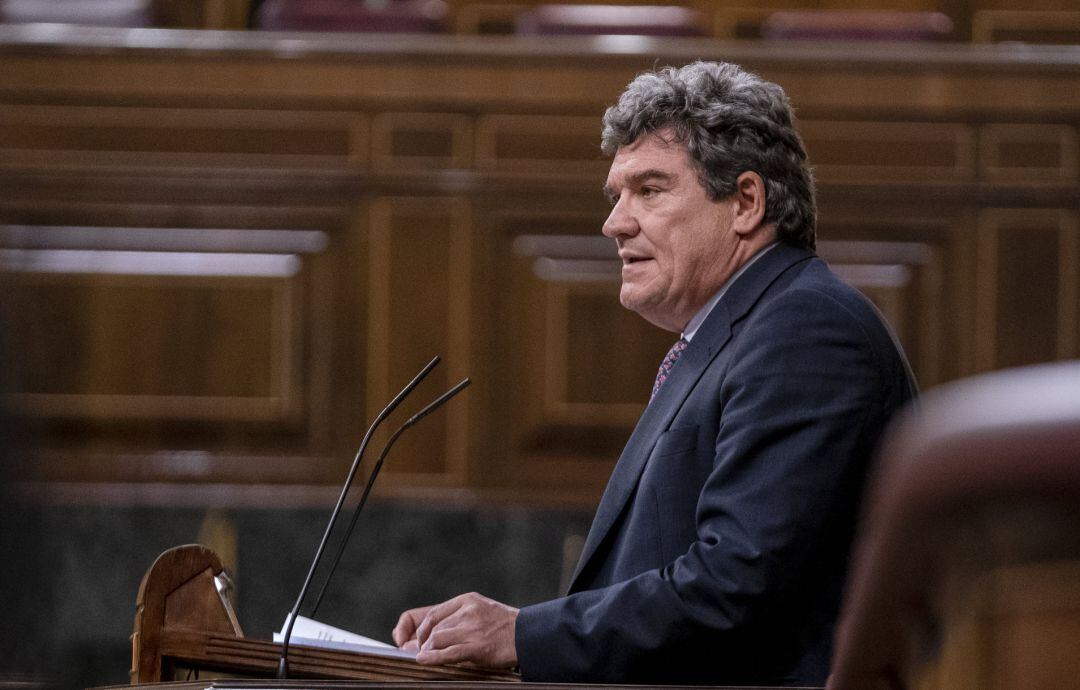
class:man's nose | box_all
[602,200,638,239]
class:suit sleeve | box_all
[515,287,894,682]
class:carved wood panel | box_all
[802,121,977,182]
[979,123,1078,182]
[0,225,326,424]
[371,112,473,170]
[0,104,362,170]
[476,115,608,174]
[974,208,1079,371]
[366,197,472,484]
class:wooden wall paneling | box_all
[7,29,1080,117]
[2,27,1080,502]
[979,123,1078,182]
[0,104,361,172]
[451,0,954,38]
[971,10,1080,44]
[772,68,1080,117]
[974,208,1078,372]
[449,0,725,33]
[814,207,964,387]
[305,222,342,454]
[475,115,607,174]
[152,0,252,28]
[1,268,292,422]
[0,226,322,424]
[817,239,943,384]
[945,208,983,379]
[454,2,527,34]
[0,223,348,488]
[0,171,355,235]
[800,121,977,183]
[501,225,671,501]
[370,112,473,170]
[1061,217,1080,361]
[348,115,371,170]
[366,197,472,486]
[713,6,791,39]
[0,104,367,493]
[540,277,654,427]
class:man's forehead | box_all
[617,130,685,157]
[606,134,690,185]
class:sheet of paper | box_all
[274,614,417,660]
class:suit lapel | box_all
[568,244,815,591]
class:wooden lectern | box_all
[127,544,802,690]
[130,544,519,683]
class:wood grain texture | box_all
[0,28,1077,505]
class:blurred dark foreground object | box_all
[830,361,1080,690]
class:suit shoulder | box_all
[770,258,887,328]
[746,258,909,367]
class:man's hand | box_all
[392,592,519,668]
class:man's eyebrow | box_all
[629,169,676,185]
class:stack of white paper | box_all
[274,614,418,660]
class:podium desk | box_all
[132,545,517,684]
[130,545,815,690]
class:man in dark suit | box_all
[393,61,916,686]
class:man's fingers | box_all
[415,642,474,667]
[419,610,469,651]
[414,595,467,647]
[419,619,470,652]
[392,605,433,647]
[397,592,519,668]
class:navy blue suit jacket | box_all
[515,244,916,686]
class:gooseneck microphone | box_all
[310,377,471,615]
[277,356,440,679]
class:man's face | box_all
[602,131,742,333]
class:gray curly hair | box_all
[601,61,816,250]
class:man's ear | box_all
[731,171,767,237]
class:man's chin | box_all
[618,288,645,313]
[619,291,685,333]
[619,291,656,321]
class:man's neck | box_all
[682,241,779,342]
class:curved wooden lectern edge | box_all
[132,544,242,683]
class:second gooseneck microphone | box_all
[309,376,471,615]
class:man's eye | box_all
[641,187,659,198]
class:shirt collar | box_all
[682,241,779,342]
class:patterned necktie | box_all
[651,337,688,400]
